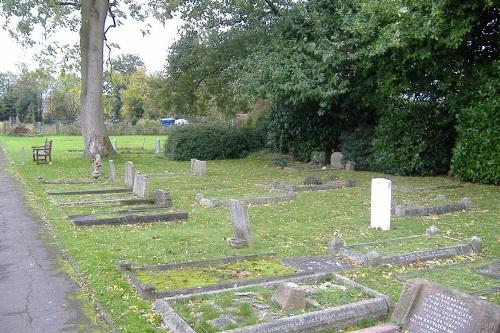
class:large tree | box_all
[0,0,173,157]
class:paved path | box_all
[0,148,104,333]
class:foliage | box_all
[451,63,500,185]
[44,73,80,122]
[8,123,33,135]
[340,127,375,171]
[120,68,153,124]
[165,123,263,160]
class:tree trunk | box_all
[80,0,113,158]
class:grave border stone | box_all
[269,179,355,192]
[393,198,472,217]
[153,272,393,333]
[69,208,188,227]
[195,191,296,208]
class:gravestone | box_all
[133,173,149,198]
[133,172,142,196]
[112,139,117,151]
[155,190,172,207]
[192,159,207,176]
[190,158,195,172]
[109,160,116,183]
[345,161,355,171]
[124,161,135,188]
[392,279,500,333]
[228,199,251,247]
[370,178,392,231]
[271,282,306,311]
[155,137,161,155]
[311,151,326,165]
[330,152,344,169]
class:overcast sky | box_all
[0,14,182,74]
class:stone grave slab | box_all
[394,183,463,192]
[195,192,296,208]
[118,253,310,300]
[311,151,326,165]
[46,187,130,195]
[475,261,500,280]
[153,272,392,333]
[394,197,471,217]
[37,176,104,185]
[132,172,149,198]
[392,279,500,333]
[68,208,188,227]
[155,137,161,155]
[281,255,351,273]
[269,179,355,192]
[331,233,482,267]
[271,282,306,311]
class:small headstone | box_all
[155,137,161,155]
[155,190,172,207]
[469,236,483,253]
[425,225,440,236]
[109,160,116,183]
[328,238,344,252]
[112,139,117,151]
[133,172,142,196]
[394,205,406,217]
[370,178,392,231]
[133,173,149,198]
[124,161,135,188]
[271,282,306,311]
[311,151,326,165]
[192,159,207,176]
[228,199,251,247]
[345,161,355,171]
[392,279,500,333]
[330,152,344,169]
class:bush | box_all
[165,123,263,160]
[340,126,375,170]
[8,123,33,135]
[451,65,500,185]
[372,102,455,176]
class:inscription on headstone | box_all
[392,279,500,333]
[370,178,392,230]
[124,161,135,188]
[229,199,251,247]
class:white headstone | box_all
[229,199,251,246]
[370,178,392,230]
[109,160,116,183]
[155,138,161,155]
[124,161,135,188]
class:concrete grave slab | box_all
[69,209,188,227]
[281,255,351,273]
[269,179,355,192]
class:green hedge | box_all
[372,102,455,176]
[164,123,263,160]
[451,65,500,185]
[340,126,375,170]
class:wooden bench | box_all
[32,139,52,164]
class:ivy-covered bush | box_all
[372,102,455,176]
[165,123,263,160]
[451,65,500,185]
[340,126,375,170]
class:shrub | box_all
[165,123,263,160]
[451,65,500,185]
[340,126,375,170]
[8,123,33,135]
[372,102,455,176]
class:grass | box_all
[135,258,296,291]
[0,135,499,332]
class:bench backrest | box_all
[45,139,52,152]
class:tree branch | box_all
[104,1,118,77]
[264,0,279,16]
[58,1,81,9]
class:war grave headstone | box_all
[393,197,472,217]
[371,178,392,231]
[227,200,251,248]
[330,229,483,267]
[153,272,393,333]
[191,159,207,176]
[391,279,500,333]
[195,191,296,208]
[330,151,344,169]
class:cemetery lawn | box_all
[0,135,499,332]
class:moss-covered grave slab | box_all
[154,272,392,333]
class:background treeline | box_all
[1,0,498,184]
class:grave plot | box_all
[118,253,309,300]
[268,178,355,192]
[195,191,296,208]
[331,230,483,266]
[395,260,500,304]
[392,197,471,217]
[393,183,463,192]
[37,176,107,185]
[68,207,188,226]
[154,272,392,333]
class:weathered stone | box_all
[109,160,116,183]
[364,250,382,266]
[192,159,207,176]
[462,197,472,209]
[475,261,500,280]
[328,238,344,252]
[124,161,135,188]
[190,158,195,172]
[133,172,142,196]
[435,194,447,200]
[392,279,500,333]
[330,151,344,168]
[370,178,392,230]
[349,324,400,333]
[155,137,161,155]
[311,151,326,165]
[281,255,350,273]
[425,225,440,236]
[469,236,483,253]
[229,199,251,247]
[303,176,322,185]
[345,161,355,171]
[155,190,172,207]
[208,315,245,330]
[271,282,306,311]
[394,205,406,217]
